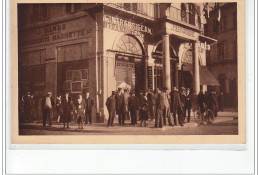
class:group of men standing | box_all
[19,91,94,129]
[106,87,193,128]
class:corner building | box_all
[18,3,218,122]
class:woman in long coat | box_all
[62,93,73,128]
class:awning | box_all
[182,64,220,86]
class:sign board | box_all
[166,23,197,40]
[103,14,152,38]
[19,16,94,48]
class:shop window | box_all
[66,4,72,13]
[65,44,82,62]
[124,3,131,10]
[58,43,89,62]
[66,3,82,13]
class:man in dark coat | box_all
[62,92,73,128]
[211,91,218,117]
[106,91,117,127]
[147,90,156,121]
[185,88,192,123]
[155,89,164,128]
[115,88,124,125]
[24,92,33,122]
[218,92,224,111]
[85,92,94,125]
[42,92,55,127]
[128,91,140,125]
[197,90,205,113]
[180,87,187,122]
[171,87,184,126]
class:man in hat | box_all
[115,88,124,125]
[24,92,32,122]
[171,87,184,126]
[106,91,117,127]
[155,88,164,128]
[62,92,73,128]
[185,88,192,123]
[85,91,94,125]
[75,93,86,129]
[180,87,187,123]
[128,91,140,126]
[42,92,54,127]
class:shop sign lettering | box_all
[103,15,152,37]
[116,61,135,69]
[20,19,93,48]
[170,24,195,38]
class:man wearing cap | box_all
[42,92,54,127]
[106,91,117,127]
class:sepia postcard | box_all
[11,0,245,144]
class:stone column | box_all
[193,41,200,94]
[162,34,171,90]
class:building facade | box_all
[18,3,218,121]
[205,3,237,108]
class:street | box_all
[19,111,238,135]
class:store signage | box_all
[116,61,136,69]
[20,17,93,48]
[170,24,195,37]
[103,15,152,37]
[166,23,196,40]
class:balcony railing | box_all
[105,3,156,19]
[167,6,202,29]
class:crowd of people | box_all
[19,91,94,129]
[106,87,225,128]
[19,87,225,129]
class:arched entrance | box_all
[113,34,145,92]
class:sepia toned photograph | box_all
[12,1,245,144]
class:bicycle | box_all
[193,103,215,126]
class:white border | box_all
[5,0,256,174]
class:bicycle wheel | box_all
[194,110,201,124]
[206,109,215,124]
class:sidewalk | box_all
[20,111,238,131]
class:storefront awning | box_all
[183,64,220,86]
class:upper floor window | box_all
[30,4,49,23]
[30,4,49,24]
[65,3,82,13]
